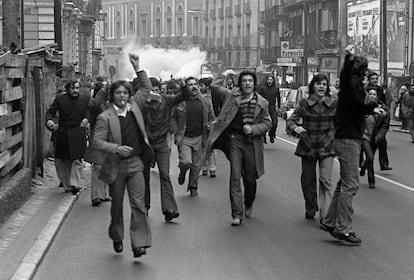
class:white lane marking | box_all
[276,136,414,192]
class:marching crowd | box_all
[44,46,413,258]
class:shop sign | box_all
[307,57,319,66]
[320,57,338,71]
[281,49,304,58]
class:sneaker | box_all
[201,170,208,176]
[231,217,242,226]
[369,184,376,189]
[333,231,362,245]
[380,166,392,171]
[209,170,216,178]
[270,137,275,143]
[245,207,253,218]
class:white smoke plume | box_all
[121,42,207,81]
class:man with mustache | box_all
[171,77,215,197]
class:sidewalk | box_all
[390,120,409,134]
[0,158,91,280]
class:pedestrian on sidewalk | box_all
[359,87,390,189]
[320,46,386,245]
[93,80,153,258]
[45,80,90,195]
[84,84,111,206]
[398,84,409,130]
[171,77,214,197]
[207,71,271,226]
[402,84,414,143]
[129,54,191,221]
[287,74,336,222]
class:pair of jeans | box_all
[377,137,390,169]
[268,110,278,139]
[144,139,178,213]
[178,135,203,190]
[109,156,151,250]
[323,138,361,234]
[229,134,257,219]
[360,139,377,185]
[300,156,334,221]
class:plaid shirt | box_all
[287,95,337,159]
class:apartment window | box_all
[166,18,172,35]
[128,9,134,34]
[116,11,121,38]
[156,19,161,37]
[205,27,209,38]
[237,24,241,38]
[245,51,250,66]
[142,19,147,37]
[193,17,199,36]
[177,4,183,13]
[177,17,183,36]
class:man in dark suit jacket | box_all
[93,80,153,258]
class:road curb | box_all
[392,128,410,134]
[10,192,81,280]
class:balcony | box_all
[235,4,241,16]
[263,5,284,23]
[210,9,216,19]
[260,47,281,62]
[244,2,251,15]
[160,36,171,46]
[307,30,338,50]
[226,7,232,18]
[218,8,224,19]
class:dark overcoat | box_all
[45,93,90,160]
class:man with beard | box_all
[206,71,271,226]
[367,72,392,171]
[259,75,280,143]
[46,80,90,194]
[171,77,214,196]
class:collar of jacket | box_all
[306,95,334,107]
[112,103,131,117]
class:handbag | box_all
[394,104,400,118]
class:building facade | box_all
[203,0,264,73]
[261,0,340,86]
[101,0,204,80]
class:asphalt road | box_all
[34,122,414,280]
